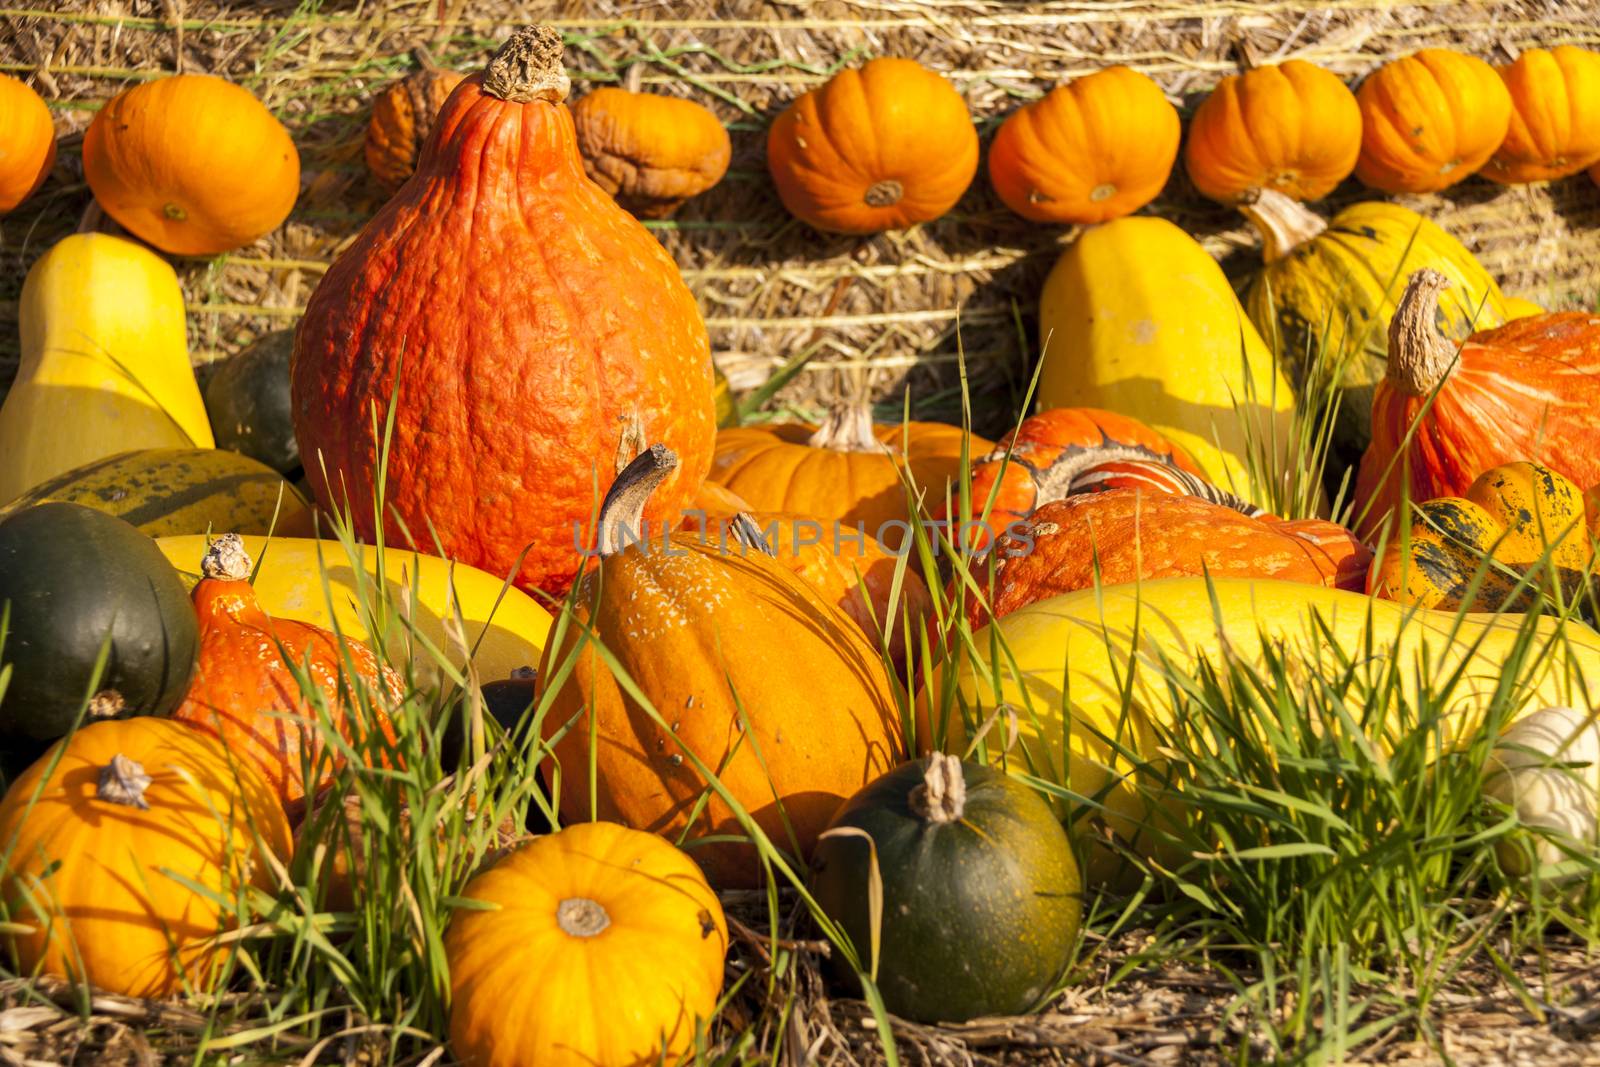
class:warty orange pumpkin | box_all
[1183,59,1361,203]
[0,74,55,214]
[1354,49,1511,194]
[766,57,978,234]
[541,445,902,887]
[572,79,731,218]
[987,66,1179,224]
[293,27,715,597]
[364,48,467,195]
[83,74,300,255]
[1354,269,1600,540]
[1485,46,1600,184]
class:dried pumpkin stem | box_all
[1238,188,1327,263]
[97,754,153,810]
[598,444,679,556]
[908,753,966,823]
[807,400,890,455]
[1387,269,1459,397]
[87,689,125,720]
[729,512,778,557]
[557,897,611,937]
[483,25,571,105]
[201,533,253,581]
[864,179,903,207]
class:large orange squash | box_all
[1354,49,1511,194]
[766,58,978,234]
[987,66,1179,224]
[0,74,55,214]
[541,445,902,887]
[292,27,715,597]
[83,74,299,255]
[1355,270,1600,540]
[1485,46,1600,184]
[1183,60,1361,203]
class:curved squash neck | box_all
[1238,189,1327,264]
[1386,269,1460,397]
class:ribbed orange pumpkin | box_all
[987,66,1179,224]
[541,446,902,887]
[0,74,55,214]
[171,535,401,815]
[292,27,715,597]
[1355,270,1600,540]
[1354,49,1511,194]
[1485,46,1600,184]
[364,53,466,194]
[83,74,300,255]
[572,86,731,218]
[767,58,978,234]
[1183,60,1361,203]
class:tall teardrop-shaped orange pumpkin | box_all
[0,74,55,214]
[1485,46,1600,184]
[1354,49,1511,194]
[292,27,715,597]
[171,535,402,814]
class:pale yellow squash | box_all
[1502,295,1545,319]
[923,577,1600,883]
[0,234,213,503]
[156,535,553,687]
[1037,217,1296,498]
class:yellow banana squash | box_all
[0,233,213,503]
[1037,216,1296,498]
[156,535,553,687]
[923,577,1600,883]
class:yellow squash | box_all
[1037,216,1296,497]
[156,535,553,687]
[1503,295,1545,319]
[924,577,1600,883]
[0,234,213,503]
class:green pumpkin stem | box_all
[598,444,679,557]
[807,399,890,455]
[1387,269,1459,398]
[483,26,571,105]
[556,897,611,938]
[909,753,967,824]
[96,754,153,811]
[1238,188,1327,264]
[201,533,253,582]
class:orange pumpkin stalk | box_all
[1485,46,1600,184]
[1354,270,1600,540]
[172,534,402,815]
[1353,49,1511,194]
[0,73,56,214]
[293,27,715,597]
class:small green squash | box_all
[204,330,300,474]
[713,364,737,428]
[436,667,551,833]
[0,502,199,741]
[810,754,1081,1023]
[1240,189,1512,457]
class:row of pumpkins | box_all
[1,24,1600,1067]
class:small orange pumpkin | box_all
[1183,60,1361,203]
[572,85,731,218]
[0,74,55,214]
[766,57,978,234]
[365,51,467,194]
[84,74,300,255]
[171,535,401,815]
[987,66,1179,224]
[1485,46,1600,184]
[1354,49,1511,194]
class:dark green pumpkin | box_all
[437,668,550,832]
[810,754,1081,1023]
[0,502,199,741]
[204,329,300,474]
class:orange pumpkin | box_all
[541,446,902,887]
[171,535,402,815]
[572,86,731,218]
[365,52,467,194]
[1183,60,1361,203]
[1355,270,1600,540]
[83,74,300,255]
[708,401,990,543]
[293,27,715,598]
[1354,49,1511,194]
[1485,46,1600,184]
[766,57,978,234]
[987,66,1179,224]
[0,74,55,214]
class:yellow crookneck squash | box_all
[1037,216,1296,498]
[921,577,1600,886]
[1240,189,1511,456]
[0,234,213,503]
[155,535,553,687]
[1368,461,1593,612]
